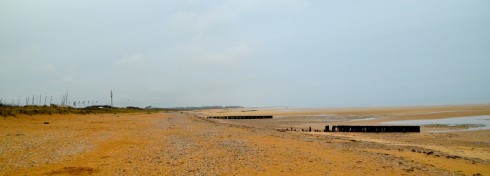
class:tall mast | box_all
[110,90,113,108]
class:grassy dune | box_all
[0,105,160,117]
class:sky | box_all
[1,0,490,108]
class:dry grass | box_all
[0,105,160,117]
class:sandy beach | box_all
[1,105,489,175]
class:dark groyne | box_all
[285,125,420,133]
[323,125,420,133]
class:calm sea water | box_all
[382,115,490,132]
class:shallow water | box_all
[275,114,334,117]
[349,117,376,121]
[393,110,477,116]
[382,115,490,132]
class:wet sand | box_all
[197,104,490,174]
[1,105,489,175]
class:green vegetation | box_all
[0,105,161,117]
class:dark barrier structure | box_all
[328,125,420,133]
[324,125,330,132]
[207,115,273,119]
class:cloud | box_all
[183,43,254,67]
[36,63,56,72]
[113,54,147,67]
[166,8,239,39]
[231,0,310,13]
[167,0,309,36]
[168,11,232,33]
[61,74,74,82]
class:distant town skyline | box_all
[1,0,489,108]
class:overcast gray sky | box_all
[1,0,489,108]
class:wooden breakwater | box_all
[323,125,420,133]
[284,125,419,133]
[207,115,273,119]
